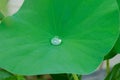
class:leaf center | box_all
[51,36,62,46]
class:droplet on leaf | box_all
[51,36,62,46]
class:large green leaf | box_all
[0,0,119,75]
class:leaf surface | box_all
[0,0,119,75]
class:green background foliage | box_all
[105,63,120,80]
[0,0,9,16]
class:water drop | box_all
[51,36,62,46]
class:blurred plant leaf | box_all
[3,76,16,80]
[105,63,120,80]
[0,0,9,16]
[111,36,120,54]
[4,76,25,80]
[0,69,13,80]
[0,69,25,80]
[104,50,117,60]
[104,0,120,60]
[16,75,25,80]
[51,74,69,80]
[104,37,120,60]
[112,0,120,55]
[117,0,120,8]
[0,0,119,75]
[0,12,4,21]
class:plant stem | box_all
[106,59,110,76]
[79,75,82,80]
[72,74,79,80]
